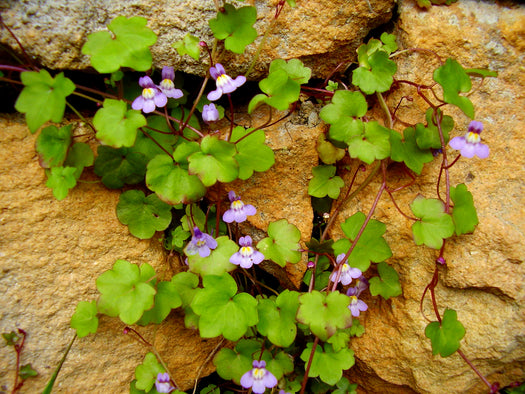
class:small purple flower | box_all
[449,120,489,159]
[330,254,362,286]
[240,360,278,394]
[346,275,369,298]
[230,236,264,269]
[279,391,292,394]
[202,103,220,124]
[207,63,246,101]
[185,227,218,258]
[348,295,368,317]
[222,191,256,223]
[155,372,175,393]
[132,76,168,113]
[157,66,184,99]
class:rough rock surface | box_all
[0,115,222,392]
[335,1,525,392]
[0,0,395,78]
[0,0,524,393]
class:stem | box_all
[299,336,319,394]
[376,92,393,129]
[0,64,29,73]
[65,101,97,134]
[456,349,494,391]
[124,327,179,390]
[11,329,27,394]
[227,93,234,141]
[192,338,225,394]
[331,163,387,292]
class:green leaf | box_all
[137,280,182,325]
[135,352,165,392]
[410,196,455,249]
[270,58,312,85]
[433,58,474,119]
[133,115,178,162]
[249,69,300,112]
[2,332,20,346]
[18,364,38,380]
[297,291,353,341]
[326,329,351,352]
[332,212,392,272]
[93,99,146,148]
[257,290,300,347]
[380,32,398,54]
[186,236,238,276]
[352,50,397,94]
[369,262,402,300]
[146,153,206,205]
[64,142,94,179]
[257,219,302,267]
[15,70,75,133]
[308,165,345,199]
[165,225,191,250]
[82,16,157,73]
[70,300,99,338]
[96,260,156,324]
[286,0,297,6]
[347,121,391,164]
[191,274,258,341]
[390,127,433,174]
[209,4,257,54]
[172,33,201,60]
[94,146,147,189]
[415,108,454,150]
[465,68,498,78]
[116,190,172,239]
[231,126,275,179]
[188,135,239,186]
[171,272,200,329]
[36,125,72,168]
[316,133,346,165]
[214,340,292,385]
[425,308,465,357]
[319,90,367,145]
[300,342,355,385]
[450,183,479,235]
[45,167,77,200]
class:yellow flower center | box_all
[142,87,155,99]
[252,368,265,380]
[465,131,481,144]
[217,73,232,88]
[241,246,253,257]
[232,200,244,210]
[160,79,174,90]
[341,263,350,273]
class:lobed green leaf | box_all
[116,190,173,239]
[15,70,75,133]
[425,308,465,357]
[82,16,157,73]
[433,58,474,119]
[390,127,433,174]
[300,342,355,385]
[36,125,72,168]
[369,262,402,300]
[450,183,479,235]
[308,165,345,199]
[257,290,300,347]
[257,219,302,267]
[410,196,455,249]
[231,126,275,179]
[70,300,99,338]
[208,4,257,54]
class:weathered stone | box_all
[0,0,395,78]
[333,1,525,392]
[0,115,220,392]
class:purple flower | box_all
[157,66,184,99]
[222,191,256,223]
[155,372,175,393]
[185,227,218,257]
[202,103,220,124]
[240,360,278,394]
[132,76,168,113]
[346,276,369,298]
[279,391,292,394]
[330,254,362,286]
[207,63,246,101]
[449,120,489,159]
[230,236,264,269]
[348,295,368,317]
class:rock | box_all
[331,1,525,392]
[0,0,395,78]
[0,114,220,392]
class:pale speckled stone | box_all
[0,0,395,78]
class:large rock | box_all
[336,1,525,392]
[0,115,221,392]
[0,0,395,78]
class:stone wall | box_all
[0,0,524,393]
